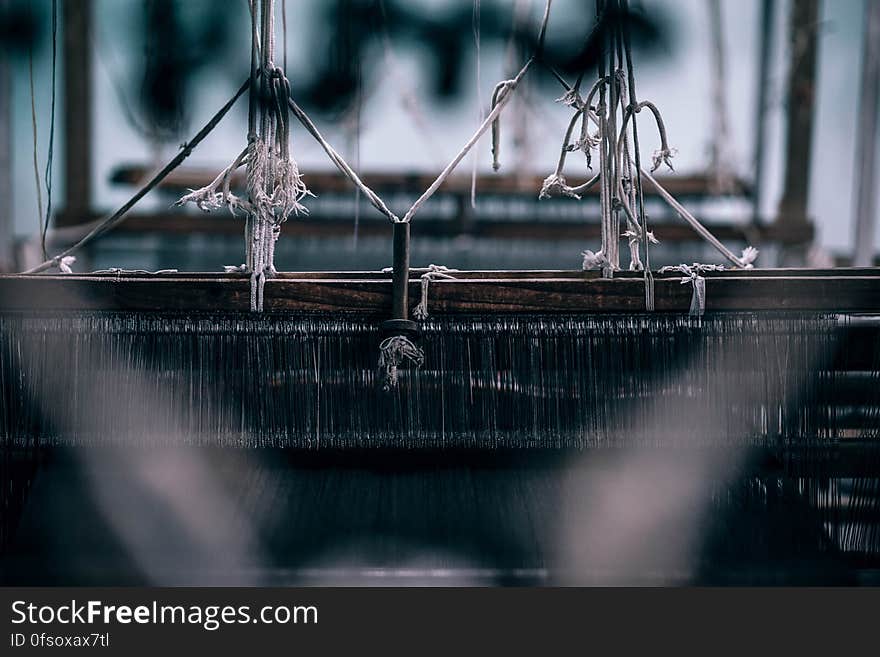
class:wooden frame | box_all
[2,269,878,315]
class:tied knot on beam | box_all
[56,255,76,274]
[659,263,725,316]
[412,264,458,320]
[379,335,424,392]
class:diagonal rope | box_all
[23,0,554,273]
[621,0,654,308]
[23,79,250,274]
[402,0,553,224]
[539,0,758,282]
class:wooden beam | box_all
[1,270,878,314]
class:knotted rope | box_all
[245,0,311,311]
[412,264,458,320]
[659,263,725,316]
[176,0,311,311]
[378,335,424,392]
[537,0,758,297]
[24,1,551,276]
[401,0,553,224]
[57,255,75,274]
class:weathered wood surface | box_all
[0,270,878,314]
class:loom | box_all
[3,0,880,584]
[2,269,879,583]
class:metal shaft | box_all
[853,0,880,267]
[391,222,411,320]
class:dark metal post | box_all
[0,0,12,272]
[776,0,819,263]
[751,0,775,226]
[853,0,880,267]
[379,220,419,390]
[59,0,93,226]
[391,221,411,320]
[382,221,417,335]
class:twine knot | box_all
[412,264,457,320]
[659,263,725,316]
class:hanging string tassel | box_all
[378,335,424,391]
[489,80,515,171]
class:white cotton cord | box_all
[21,77,250,275]
[640,166,757,269]
[615,74,643,272]
[404,72,528,223]
[470,0,483,209]
[175,0,311,311]
[28,0,562,277]
[379,335,424,391]
[244,0,309,309]
[569,173,601,195]
[176,147,250,213]
[538,106,588,200]
[490,80,512,171]
[412,264,458,320]
[286,97,400,223]
[401,0,552,224]
[615,100,675,174]
[659,263,725,316]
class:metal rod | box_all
[776,0,819,239]
[391,221,411,319]
[61,0,92,225]
[853,0,880,267]
[750,0,775,226]
[0,0,12,272]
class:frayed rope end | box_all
[378,335,424,391]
